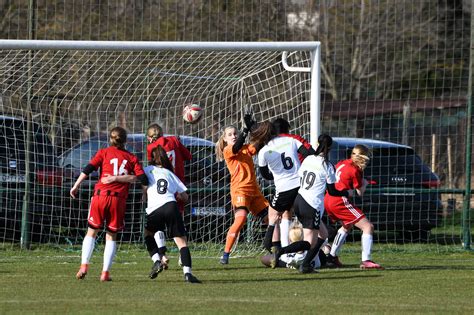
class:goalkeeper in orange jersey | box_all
[215,113,269,264]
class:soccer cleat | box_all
[161,256,169,270]
[184,273,201,283]
[149,260,163,279]
[299,264,315,274]
[100,271,112,282]
[270,246,282,269]
[360,260,384,270]
[219,255,229,265]
[326,254,343,268]
[76,264,88,280]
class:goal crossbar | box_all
[0,40,319,52]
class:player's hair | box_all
[215,125,237,162]
[289,224,304,243]
[272,118,291,134]
[351,144,371,170]
[314,134,333,164]
[249,121,276,149]
[109,126,127,149]
[150,145,174,172]
[147,123,164,143]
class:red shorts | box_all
[324,196,365,226]
[231,191,269,217]
[88,195,126,232]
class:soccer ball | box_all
[182,103,202,124]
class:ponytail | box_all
[150,145,174,172]
[314,134,333,164]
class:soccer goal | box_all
[0,40,320,255]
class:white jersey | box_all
[297,155,336,210]
[144,165,187,215]
[258,136,304,192]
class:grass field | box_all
[1,244,474,314]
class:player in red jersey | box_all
[71,127,148,281]
[324,144,383,269]
[146,123,192,269]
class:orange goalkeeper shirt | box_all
[223,144,261,196]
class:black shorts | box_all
[293,194,320,230]
[271,187,299,213]
[145,201,187,238]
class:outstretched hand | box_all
[243,113,256,131]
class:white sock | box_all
[280,219,291,247]
[330,229,348,257]
[151,253,160,263]
[183,266,191,274]
[103,240,117,272]
[154,231,166,248]
[81,236,95,265]
[361,233,373,261]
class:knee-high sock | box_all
[145,235,159,260]
[361,233,373,261]
[224,214,247,253]
[264,225,275,252]
[180,247,192,274]
[302,237,325,267]
[81,236,95,265]
[280,240,311,254]
[154,231,167,256]
[330,228,348,257]
[103,240,116,272]
[280,219,291,247]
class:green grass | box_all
[1,245,474,314]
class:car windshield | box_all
[0,123,55,169]
[367,147,430,176]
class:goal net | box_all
[0,40,318,256]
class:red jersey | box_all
[333,159,364,190]
[90,146,145,199]
[278,133,312,162]
[147,136,192,183]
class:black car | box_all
[0,115,63,243]
[58,133,230,242]
[328,137,442,241]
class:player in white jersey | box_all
[253,119,315,254]
[271,134,351,273]
[142,145,200,283]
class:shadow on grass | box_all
[201,273,383,284]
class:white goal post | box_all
[0,40,320,254]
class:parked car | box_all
[58,133,231,242]
[327,137,442,241]
[0,115,63,243]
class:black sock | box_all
[263,225,275,252]
[272,241,281,248]
[180,247,192,268]
[158,246,168,256]
[145,236,158,258]
[281,240,311,254]
[302,237,326,267]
